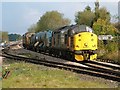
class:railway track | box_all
[1,49,120,82]
[83,60,120,70]
[96,58,120,65]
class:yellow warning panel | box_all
[90,54,97,60]
[75,55,84,61]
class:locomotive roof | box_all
[54,25,75,33]
[53,25,93,34]
[54,26,70,33]
[78,25,93,33]
[23,32,35,37]
[69,25,93,33]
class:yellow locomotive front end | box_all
[72,26,98,61]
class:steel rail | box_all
[1,51,120,82]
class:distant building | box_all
[98,35,114,40]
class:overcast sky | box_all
[1,0,119,35]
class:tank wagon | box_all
[30,30,53,53]
[23,25,98,61]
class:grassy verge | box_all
[98,40,119,63]
[98,50,119,63]
[2,61,112,88]
[102,51,119,62]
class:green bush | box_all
[97,37,119,63]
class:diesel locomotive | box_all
[23,25,98,61]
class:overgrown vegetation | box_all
[97,37,119,63]
[8,34,22,41]
[2,62,112,88]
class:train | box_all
[23,25,98,61]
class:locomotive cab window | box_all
[78,25,93,33]
[86,26,93,33]
[68,25,93,36]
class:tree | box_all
[75,6,95,27]
[36,11,71,32]
[95,0,99,11]
[0,31,8,43]
[111,15,119,23]
[114,22,120,35]
[75,1,111,28]
[8,34,22,41]
[93,1,116,35]
[98,7,110,21]
[94,0,99,21]
[94,1,110,22]
[27,24,37,33]
[111,15,120,35]
[85,6,91,11]
[93,18,117,35]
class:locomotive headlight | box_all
[91,34,93,36]
[78,34,81,37]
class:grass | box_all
[100,51,119,63]
[2,61,112,88]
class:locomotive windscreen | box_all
[69,25,93,35]
[77,25,93,33]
